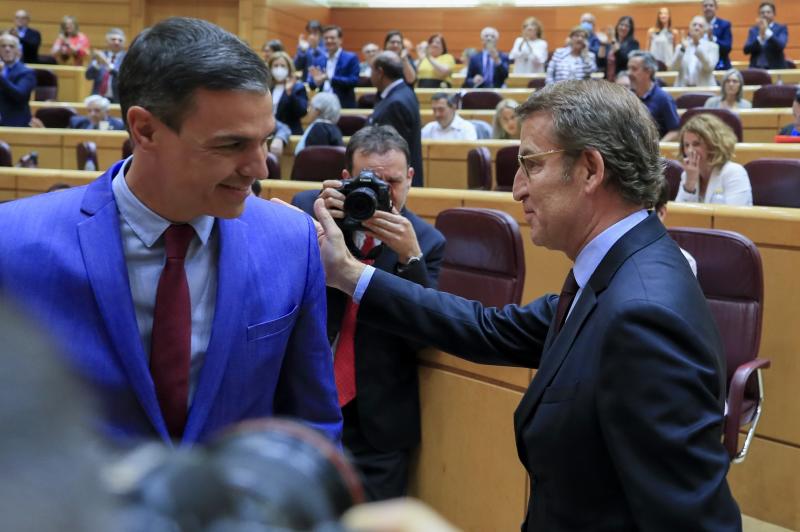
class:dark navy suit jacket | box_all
[292,189,446,451]
[463,50,509,88]
[274,81,308,135]
[356,213,740,531]
[18,27,41,64]
[744,22,788,69]
[69,115,125,131]
[711,17,733,70]
[369,82,424,187]
[0,61,35,127]
[307,49,360,108]
[0,161,342,446]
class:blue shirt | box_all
[640,82,680,138]
[112,158,218,402]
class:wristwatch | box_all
[396,253,423,273]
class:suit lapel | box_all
[182,217,247,443]
[77,165,169,440]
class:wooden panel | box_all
[0,127,128,172]
[145,0,239,33]
[31,101,124,119]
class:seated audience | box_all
[600,16,639,75]
[463,27,509,88]
[295,92,344,155]
[11,10,40,64]
[384,31,416,85]
[261,39,284,63]
[492,98,519,140]
[416,34,455,89]
[743,2,788,69]
[0,32,35,127]
[509,17,548,74]
[268,51,308,135]
[359,42,380,76]
[704,69,751,111]
[294,20,325,80]
[675,113,752,205]
[778,88,800,136]
[307,25,360,109]
[654,179,698,276]
[85,28,126,103]
[628,51,679,141]
[546,26,596,85]
[670,16,718,87]
[50,16,90,66]
[68,95,125,130]
[647,7,679,65]
[421,92,477,141]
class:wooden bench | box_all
[0,127,127,170]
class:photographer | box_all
[292,125,445,501]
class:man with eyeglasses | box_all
[311,80,740,530]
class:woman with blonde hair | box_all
[267,51,308,135]
[704,69,752,111]
[51,15,90,65]
[675,113,752,205]
[647,7,679,65]
[510,17,548,74]
[492,99,520,139]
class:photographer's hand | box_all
[362,208,422,264]
[313,198,364,294]
[318,179,346,219]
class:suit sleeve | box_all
[596,300,739,530]
[0,68,35,103]
[359,268,554,367]
[330,54,360,90]
[283,82,309,124]
[494,53,510,86]
[85,62,101,82]
[743,27,759,55]
[767,24,788,53]
[716,22,732,59]
[463,55,478,88]
[273,214,343,443]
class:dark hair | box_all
[118,17,269,132]
[345,125,410,173]
[428,33,448,54]
[655,174,671,210]
[795,88,800,103]
[759,2,776,14]
[615,16,636,42]
[322,25,342,38]
[305,20,323,33]
[384,31,404,49]
[372,51,404,80]
[431,92,459,107]
[265,39,284,53]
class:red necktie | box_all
[150,224,195,439]
[333,235,375,407]
[554,269,579,334]
[98,54,115,97]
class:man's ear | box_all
[406,166,415,183]
[341,169,352,180]
[126,106,159,152]
[582,148,606,194]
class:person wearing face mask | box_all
[268,51,308,135]
[579,13,609,71]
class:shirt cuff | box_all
[352,265,376,304]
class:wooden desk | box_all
[28,64,94,103]
[31,101,123,119]
[0,127,127,170]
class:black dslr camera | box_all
[339,170,392,231]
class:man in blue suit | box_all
[308,25,360,108]
[702,0,732,70]
[744,2,788,69]
[0,17,341,446]
[85,27,127,103]
[0,32,35,127]
[463,27,509,89]
[314,80,740,530]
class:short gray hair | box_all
[516,79,663,208]
[310,92,341,122]
[628,50,658,80]
[106,27,125,41]
[84,94,111,111]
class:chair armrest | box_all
[725,358,771,461]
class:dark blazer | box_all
[744,22,788,69]
[18,27,41,64]
[463,50,509,88]
[369,82,424,187]
[274,81,308,135]
[0,161,342,445]
[307,49,360,108]
[303,121,344,149]
[69,115,125,131]
[356,213,740,531]
[294,45,326,80]
[85,51,126,103]
[292,189,446,451]
[712,18,733,70]
[614,38,640,73]
[0,61,35,126]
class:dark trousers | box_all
[342,399,411,501]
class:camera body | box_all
[339,170,392,231]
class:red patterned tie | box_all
[98,54,115,97]
[554,269,579,334]
[333,235,375,406]
[150,224,195,439]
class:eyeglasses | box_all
[517,149,565,178]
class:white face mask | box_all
[271,66,289,82]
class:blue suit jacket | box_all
[356,213,740,530]
[0,161,342,446]
[0,61,35,127]
[744,22,788,69]
[711,18,733,70]
[463,50,509,88]
[369,82,424,187]
[307,50,360,108]
[69,115,125,131]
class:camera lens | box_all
[343,187,378,221]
